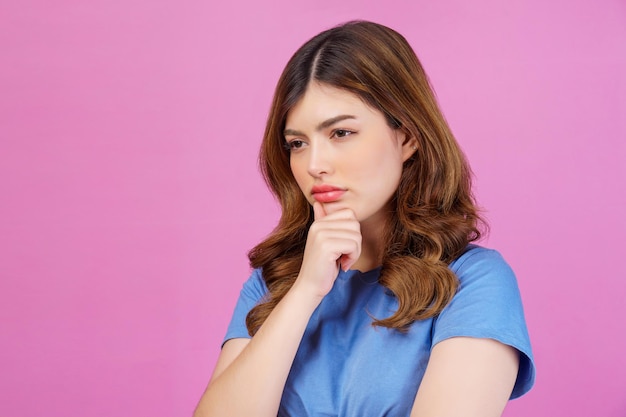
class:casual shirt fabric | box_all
[223,245,535,416]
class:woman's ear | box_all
[400,133,418,162]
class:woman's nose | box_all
[306,139,333,177]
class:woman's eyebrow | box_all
[284,114,357,136]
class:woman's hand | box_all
[293,201,362,301]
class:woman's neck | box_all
[350,212,388,272]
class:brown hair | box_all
[246,20,485,334]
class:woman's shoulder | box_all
[230,268,269,306]
[438,244,535,398]
[444,244,525,323]
[449,244,516,285]
[451,243,507,264]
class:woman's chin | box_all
[321,202,352,216]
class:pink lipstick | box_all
[311,184,346,203]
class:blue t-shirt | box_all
[224,245,535,416]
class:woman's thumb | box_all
[313,201,326,220]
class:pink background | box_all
[1,0,625,416]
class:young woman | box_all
[195,20,535,417]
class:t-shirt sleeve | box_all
[223,268,269,346]
[432,246,536,399]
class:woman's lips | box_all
[311,185,346,203]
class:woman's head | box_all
[247,21,483,333]
[260,20,477,247]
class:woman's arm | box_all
[410,337,519,417]
[193,203,361,417]
[193,283,322,417]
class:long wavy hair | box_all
[246,20,485,335]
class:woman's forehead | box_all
[285,83,380,128]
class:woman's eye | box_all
[287,140,305,150]
[333,129,353,138]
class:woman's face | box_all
[284,82,415,229]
